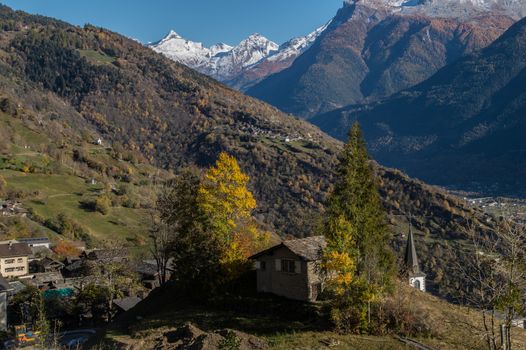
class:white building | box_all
[404,223,426,292]
[17,237,51,249]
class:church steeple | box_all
[404,216,421,275]
[404,215,426,291]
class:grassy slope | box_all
[101,282,526,350]
[0,111,162,246]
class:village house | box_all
[250,236,326,302]
[30,256,65,274]
[0,200,27,217]
[82,248,128,263]
[0,242,31,278]
[17,237,51,249]
[134,260,167,290]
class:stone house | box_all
[0,242,31,278]
[30,257,65,273]
[249,236,326,302]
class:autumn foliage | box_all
[199,152,268,282]
[53,240,81,258]
[158,153,270,292]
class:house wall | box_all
[0,256,28,277]
[306,260,324,301]
[255,246,322,302]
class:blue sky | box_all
[1,0,344,46]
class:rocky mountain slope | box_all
[149,24,328,91]
[247,0,516,118]
[352,0,526,19]
[0,5,501,299]
[312,16,526,196]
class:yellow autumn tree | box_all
[323,215,357,295]
[198,152,266,281]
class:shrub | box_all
[53,240,81,258]
[218,330,241,350]
[0,97,17,115]
[0,175,6,197]
[370,285,435,337]
[95,195,111,215]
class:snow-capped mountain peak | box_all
[209,43,233,57]
[344,0,526,18]
[149,26,327,84]
[165,30,182,40]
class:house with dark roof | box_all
[0,242,32,278]
[249,236,327,302]
[113,296,142,313]
[404,221,426,292]
[31,257,65,274]
[82,248,128,263]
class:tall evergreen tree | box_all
[327,122,394,284]
[323,122,394,331]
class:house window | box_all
[4,259,15,264]
[15,267,25,271]
[4,268,15,272]
[17,258,23,263]
[281,259,296,273]
[260,261,266,271]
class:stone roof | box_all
[114,296,142,312]
[30,272,63,285]
[250,236,327,261]
[135,261,158,276]
[8,281,26,294]
[39,257,65,269]
[64,258,84,272]
[0,242,32,258]
[85,248,128,262]
[30,246,53,259]
[0,276,12,292]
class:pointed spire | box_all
[404,214,422,275]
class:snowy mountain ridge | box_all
[344,0,526,18]
[150,25,328,84]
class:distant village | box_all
[0,225,430,330]
[0,236,169,335]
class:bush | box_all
[218,330,241,350]
[0,175,6,197]
[95,195,111,215]
[371,285,435,337]
[0,97,17,115]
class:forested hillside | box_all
[0,5,502,301]
[248,1,513,118]
[313,16,526,196]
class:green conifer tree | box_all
[324,122,395,332]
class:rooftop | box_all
[0,276,12,292]
[0,242,32,258]
[114,296,142,312]
[18,237,51,244]
[250,236,327,261]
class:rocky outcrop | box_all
[124,323,268,350]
